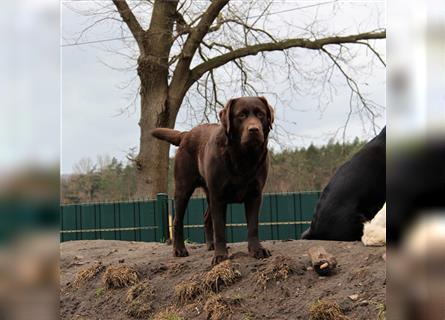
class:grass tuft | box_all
[256,255,297,289]
[309,300,350,320]
[103,265,139,289]
[73,261,105,287]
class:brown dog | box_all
[151,97,274,265]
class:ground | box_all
[60,239,386,320]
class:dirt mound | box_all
[60,239,385,319]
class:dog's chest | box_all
[220,178,254,203]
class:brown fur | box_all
[151,128,186,146]
[151,96,275,265]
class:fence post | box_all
[60,206,64,243]
[156,193,169,242]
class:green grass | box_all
[95,287,104,297]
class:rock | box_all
[348,294,359,301]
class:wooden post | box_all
[156,193,169,242]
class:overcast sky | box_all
[61,1,386,174]
[0,0,58,173]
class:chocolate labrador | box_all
[151,96,274,265]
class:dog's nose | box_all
[248,126,260,133]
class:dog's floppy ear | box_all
[259,96,275,130]
[219,98,237,134]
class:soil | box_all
[60,239,386,320]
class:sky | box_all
[0,0,59,172]
[61,0,386,174]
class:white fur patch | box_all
[362,203,386,246]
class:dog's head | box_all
[219,96,274,147]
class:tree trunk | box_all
[134,84,173,199]
[131,0,180,199]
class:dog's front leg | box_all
[245,195,271,259]
[204,207,214,250]
[209,198,228,265]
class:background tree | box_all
[64,0,385,198]
[61,140,366,204]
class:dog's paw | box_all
[211,254,228,265]
[173,247,189,257]
[249,246,271,259]
[206,242,215,251]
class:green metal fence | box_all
[60,194,169,242]
[179,191,320,243]
[60,192,320,243]
[1,200,58,244]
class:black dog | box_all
[302,127,386,241]
[387,138,445,245]
[152,97,274,264]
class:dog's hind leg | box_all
[172,151,198,257]
[173,183,195,257]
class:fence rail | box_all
[60,192,320,243]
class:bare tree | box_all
[71,157,100,202]
[64,0,385,198]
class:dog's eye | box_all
[238,113,247,119]
[257,112,264,118]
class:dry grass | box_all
[168,263,187,276]
[174,278,203,305]
[256,255,297,289]
[202,260,242,293]
[125,280,154,318]
[309,300,350,320]
[203,295,234,320]
[152,306,184,320]
[103,265,139,289]
[126,300,153,319]
[73,261,105,287]
[125,280,153,303]
[376,303,386,320]
[174,260,242,305]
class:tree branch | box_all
[356,41,386,67]
[321,46,377,133]
[181,0,229,58]
[112,0,145,53]
[168,0,230,112]
[190,30,386,82]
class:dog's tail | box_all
[301,227,312,240]
[151,128,186,146]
